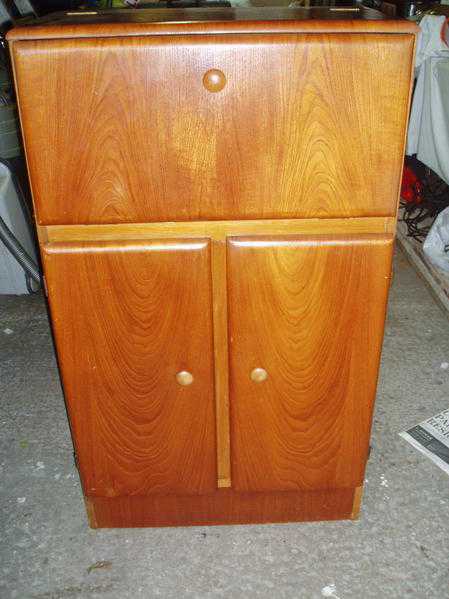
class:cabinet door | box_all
[42,239,216,497]
[227,234,393,493]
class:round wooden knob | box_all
[203,69,226,93]
[176,371,194,386]
[250,368,268,383]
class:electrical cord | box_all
[400,166,449,243]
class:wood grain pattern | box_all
[8,15,415,526]
[227,234,393,492]
[351,485,364,520]
[12,33,413,225]
[42,239,217,497]
[211,238,231,487]
[6,9,418,42]
[41,217,396,243]
[86,486,357,528]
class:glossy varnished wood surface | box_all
[210,238,231,487]
[42,239,217,497]
[227,234,393,492]
[12,33,413,225]
[6,8,418,41]
[8,13,415,526]
[40,216,396,244]
[86,486,357,528]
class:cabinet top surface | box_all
[7,5,417,40]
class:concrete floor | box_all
[0,248,448,599]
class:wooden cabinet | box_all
[8,9,417,527]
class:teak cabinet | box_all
[8,9,417,527]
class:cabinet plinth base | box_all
[85,487,361,528]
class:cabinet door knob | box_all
[176,371,194,386]
[250,368,268,383]
[203,69,226,93]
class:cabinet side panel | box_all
[42,239,217,497]
[227,234,393,492]
[11,34,413,224]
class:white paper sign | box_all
[400,409,449,475]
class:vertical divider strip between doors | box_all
[211,235,232,488]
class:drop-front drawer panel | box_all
[13,33,413,225]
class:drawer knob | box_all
[203,69,226,93]
[176,371,194,386]
[250,368,268,383]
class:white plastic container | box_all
[0,161,37,294]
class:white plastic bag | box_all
[423,206,449,272]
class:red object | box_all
[401,165,423,204]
